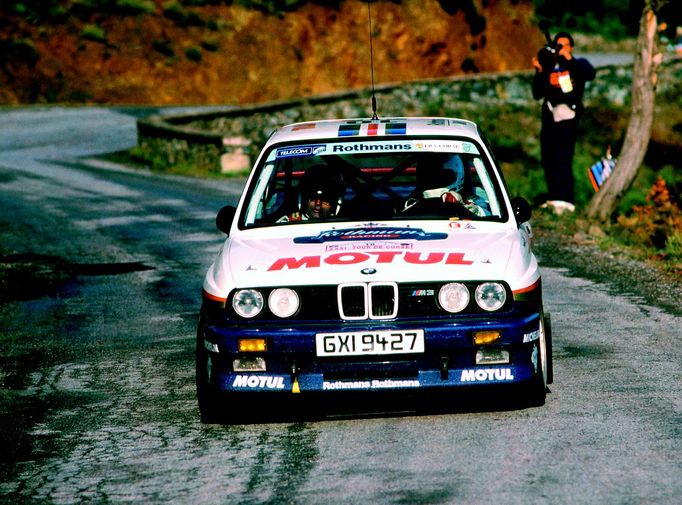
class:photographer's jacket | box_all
[532,56,596,117]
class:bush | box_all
[162,1,186,22]
[5,38,40,67]
[80,24,107,43]
[185,46,202,62]
[615,177,682,251]
[152,39,175,57]
[114,0,156,16]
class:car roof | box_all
[266,117,481,146]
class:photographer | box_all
[532,32,596,214]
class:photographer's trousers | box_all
[540,106,579,204]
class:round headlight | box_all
[438,283,470,313]
[475,282,507,311]
[268,288,300,318]
[232,289,264,318]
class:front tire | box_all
[527,311,550,406]
[196,331,221,423]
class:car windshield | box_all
[242,137,507,227]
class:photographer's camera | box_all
[537,41,562,70]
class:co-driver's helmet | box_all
[417,154,466,198]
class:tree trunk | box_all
[586,0,663,222]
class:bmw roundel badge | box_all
[361,267,377,275]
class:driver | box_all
[278,164,344,222]
[405,154,488,216]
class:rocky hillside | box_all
[0,0,544,104]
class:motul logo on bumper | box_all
[268,251,473,271]
[233,375,285,389]
[460,368,514,382]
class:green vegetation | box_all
[532,0,681,42]
[80,23,107,43]
[185,46,203,62]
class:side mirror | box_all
[216,205,236,235]
[510,197,532,225]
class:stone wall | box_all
[136,59,681,174]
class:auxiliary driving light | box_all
[238,338,267,352]
[475,349,510,365]
[473,331,501,345]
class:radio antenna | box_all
[367,1,378,120]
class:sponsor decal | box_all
[523,329,540,343]
[332,143,412,153]
[460,368,514,382]
[414,141,480,154]
[268,250,473,271]
[449,221,476,230]
[295,227,447,244]
[276,144,326,158]
[325,242,413,252]
[323,379,420,390]
[233,375,286,389]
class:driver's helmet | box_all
[298,164,344,217]
[417,154,466,198]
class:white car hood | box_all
[203,223,538,300]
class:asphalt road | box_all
[0,107,680,505]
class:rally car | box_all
[197,117,552,422]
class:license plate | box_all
[316,329,425,357]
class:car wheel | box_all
[526,312,549,407]
[196,332,221,423]
[545,312,553,385]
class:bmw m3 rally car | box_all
[197,117,552,421]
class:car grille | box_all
[294,282,445,320]
[338,282,398,320]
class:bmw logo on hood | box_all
[361,267,377,275]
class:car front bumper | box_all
[199,310,544,395]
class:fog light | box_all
[233,357,267,372]
[473,331,501,345]
[475,349,510,365]
[238,338,266,352]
